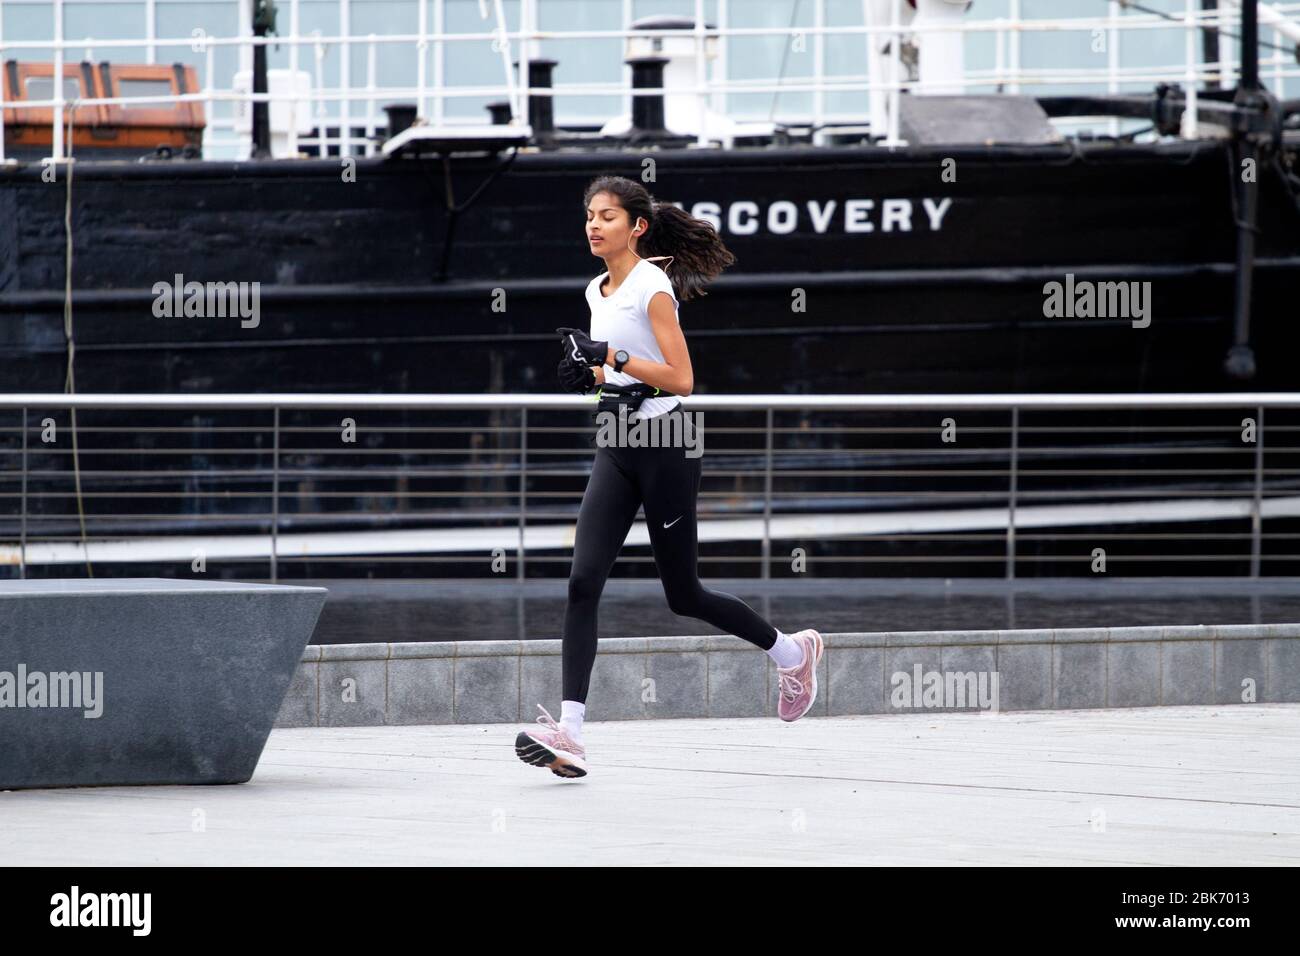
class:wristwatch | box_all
[613,349,630,373]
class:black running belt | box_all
[594,382,675,415]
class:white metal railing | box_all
[0,0,1297,163]
[3,392,1298,410]
[1,393,1299,581]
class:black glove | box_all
[557,327,609,367]
[558,355,596,394]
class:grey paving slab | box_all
[2,704,1297,865]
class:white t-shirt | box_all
[585,257,681,419]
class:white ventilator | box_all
[912,0,971,94]
[599,23,777,147]
[232,69,313,159]
[865,0,973,140]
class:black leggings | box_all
[562,403,778,703]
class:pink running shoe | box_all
[777,629,824,722]
[514,703,588,778]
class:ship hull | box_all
[2,140,1297,394]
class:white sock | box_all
[767,630,804,669]
[559,699,586,739]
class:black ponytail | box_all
[582,175,736,303]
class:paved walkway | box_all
[3,704,1298,865]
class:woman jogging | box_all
[514,175,822,779]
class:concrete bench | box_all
[0,578,326,790]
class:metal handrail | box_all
[0,393,1296,582]
[0,393,1297,409]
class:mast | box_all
[1224,0,1268,380]
[251,0,277,159]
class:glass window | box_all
[118,77,179,107]
[23,75,84,103]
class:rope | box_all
[62,100,93,578]
[768,0,806,124]
[1116,0,1295,55]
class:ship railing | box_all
[1,0,1298,162]
[0,392,1297,582]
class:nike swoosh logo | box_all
[568,334,583,363]
[663,515,683,528]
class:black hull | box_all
[1,140,1298,394]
